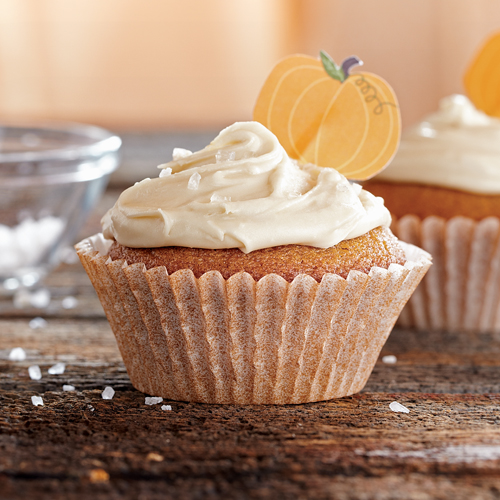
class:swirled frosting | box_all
[102,121,391,253]
[376,95,500,193]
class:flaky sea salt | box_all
[48,362,65,375]
[62,385,75,391]
[382,355,397,364]
[29,317,48,329]
[187,172,201,190]
[31,395,43,406]
[390,401,410,413]
[0,216,64,271]
[61,296,78,309]
[28,365,42,380]
[161,405,172,411]
[14,288,51,309]
[145,396,163,406]
[9,347,26,361]
[159,167,172,178]
[210,193,231,203]
[172,148,192,161]
[101,386,115,400]
[215,150,235,162]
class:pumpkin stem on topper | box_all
[320,50,363,83]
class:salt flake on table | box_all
[28,365,42,380]
[9,347,26,361]
[102,386,115,400]
[63,384,75,391]
[48,362,65,375]
[390,401,410,413]
[61,296,78,309]
[187,172,201,190]
[31,396,43,406]
[161,405,172,411]
[29,317,48,329]
[14,288,51,309]
[145,396,163,405]
[382,355,397,364]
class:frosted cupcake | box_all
[365,95,500,332]
[77,122,430,404]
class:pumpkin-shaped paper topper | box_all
[464,31,500,117]
[253,51,401,181]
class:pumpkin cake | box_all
[364,95,500,332]
[77,121,430,405]
[108,226,406,282]
[364,181,500,221]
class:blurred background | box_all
[1,0,500,181]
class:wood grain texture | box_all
[2,259,500,499]
[1,188,500,499]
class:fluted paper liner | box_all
[76,235,431,404]
[393,215,500,333]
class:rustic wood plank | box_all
[2,186,500,499]
[2,308,500,499]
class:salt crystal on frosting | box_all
[215,150,235,162]
[145,396,163,405]
[28,365,42,380]
[382,355,397,364]
[9,347,26,361]
[159,167,172,178]
[187,172,201,190]
[390,401,410,413]
[31,395,43,406]
[161,405,172,411]
[63,384,75,391]
[172,148,192,160]
[48,362,65,375]
[102,386,115,400]
[210,193,231,203]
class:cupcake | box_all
[76,121,430,404]
[365,95,500,332]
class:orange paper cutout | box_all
[464,31,500,117]
[253,54,401,181]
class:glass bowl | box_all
[0,121,121,294]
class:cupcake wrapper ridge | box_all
[76,234,431,404]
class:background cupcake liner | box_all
[76,235,431,404]
[392,215,500,333]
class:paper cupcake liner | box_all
[76,235,431,404]
[392,215,500,333]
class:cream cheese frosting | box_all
[102,121,391,253]
[376,95,500,194]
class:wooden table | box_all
[2,193,500,499]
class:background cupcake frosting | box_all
[376,94,500,193]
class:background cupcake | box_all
[365,94,500,332]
